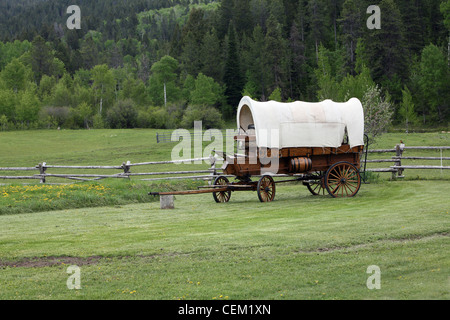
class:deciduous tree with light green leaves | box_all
[91,64,115,115]
[418,44,449,123]
[398,86,417,132]
[189,73,224,107]
[1,58,30,92]
[268,87,282,102]
[15,89,41,127]
[362,85,393,139]
[0,89,16,121]
[149,55,180,107]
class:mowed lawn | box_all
[0,129,449,300]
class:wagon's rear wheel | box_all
[212,176,231,203]
[304,172,326,196]
[324,162,361,198]
[257,175,276,202]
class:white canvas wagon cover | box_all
[237,96,364,149]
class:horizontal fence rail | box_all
[1,144,448,184]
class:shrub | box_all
[136,104,184,129]
[136,109,153,128]
[106,99,138,129]
[181,105,225,129]
[92,113,105,129]
[362,85,394,139]
[149,107,169,129]
[39,106,70,128]
[0,114,9,131]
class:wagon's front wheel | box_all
[212,176,231,203]
[324,162,361,198]
[257,175,276,202]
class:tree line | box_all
[0,0,449,133]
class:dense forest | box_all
[0,0,448,133]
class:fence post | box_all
[38,162,46,183]
[209,154,217,185]
[156,133,159,144]
[393,141,405,179]
[122,161,131,178]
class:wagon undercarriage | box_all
[215,159,362,201]
[149,159,363,203]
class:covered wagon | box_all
[212,96,366,201]
[150,96,367,204]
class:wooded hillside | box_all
[0,0,448,131]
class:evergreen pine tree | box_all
[217,0,234,39]
[307,0,327,65]
[233,0,252,37]
[200,28,224,83]
[265,14,286,95]
[339,0,362,75]
[289,20,307,99]
[223,26,244,111]
[29,35,54,82]
[363,0,408,102]
[243,25,268,101]
[398,0,424,58]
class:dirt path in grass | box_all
[296,231,449,253]
[0,255,103,268]
[1,232,448,268]
[0,252,187,268]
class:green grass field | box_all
[0,129,449,300]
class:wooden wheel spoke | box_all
[328,180,340,186]
[306,173,326,196]
[346,172,357,181]
[329,171,341,180]
[331,182,341,194]
[313,183,325,195]
[339,165,347,179]
[345,180,358,188]
[261,191,268,201]
[342,183,351,196]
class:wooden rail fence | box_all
[0,157,221,184]
[364,143,450,179]
[1,144,449,184]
